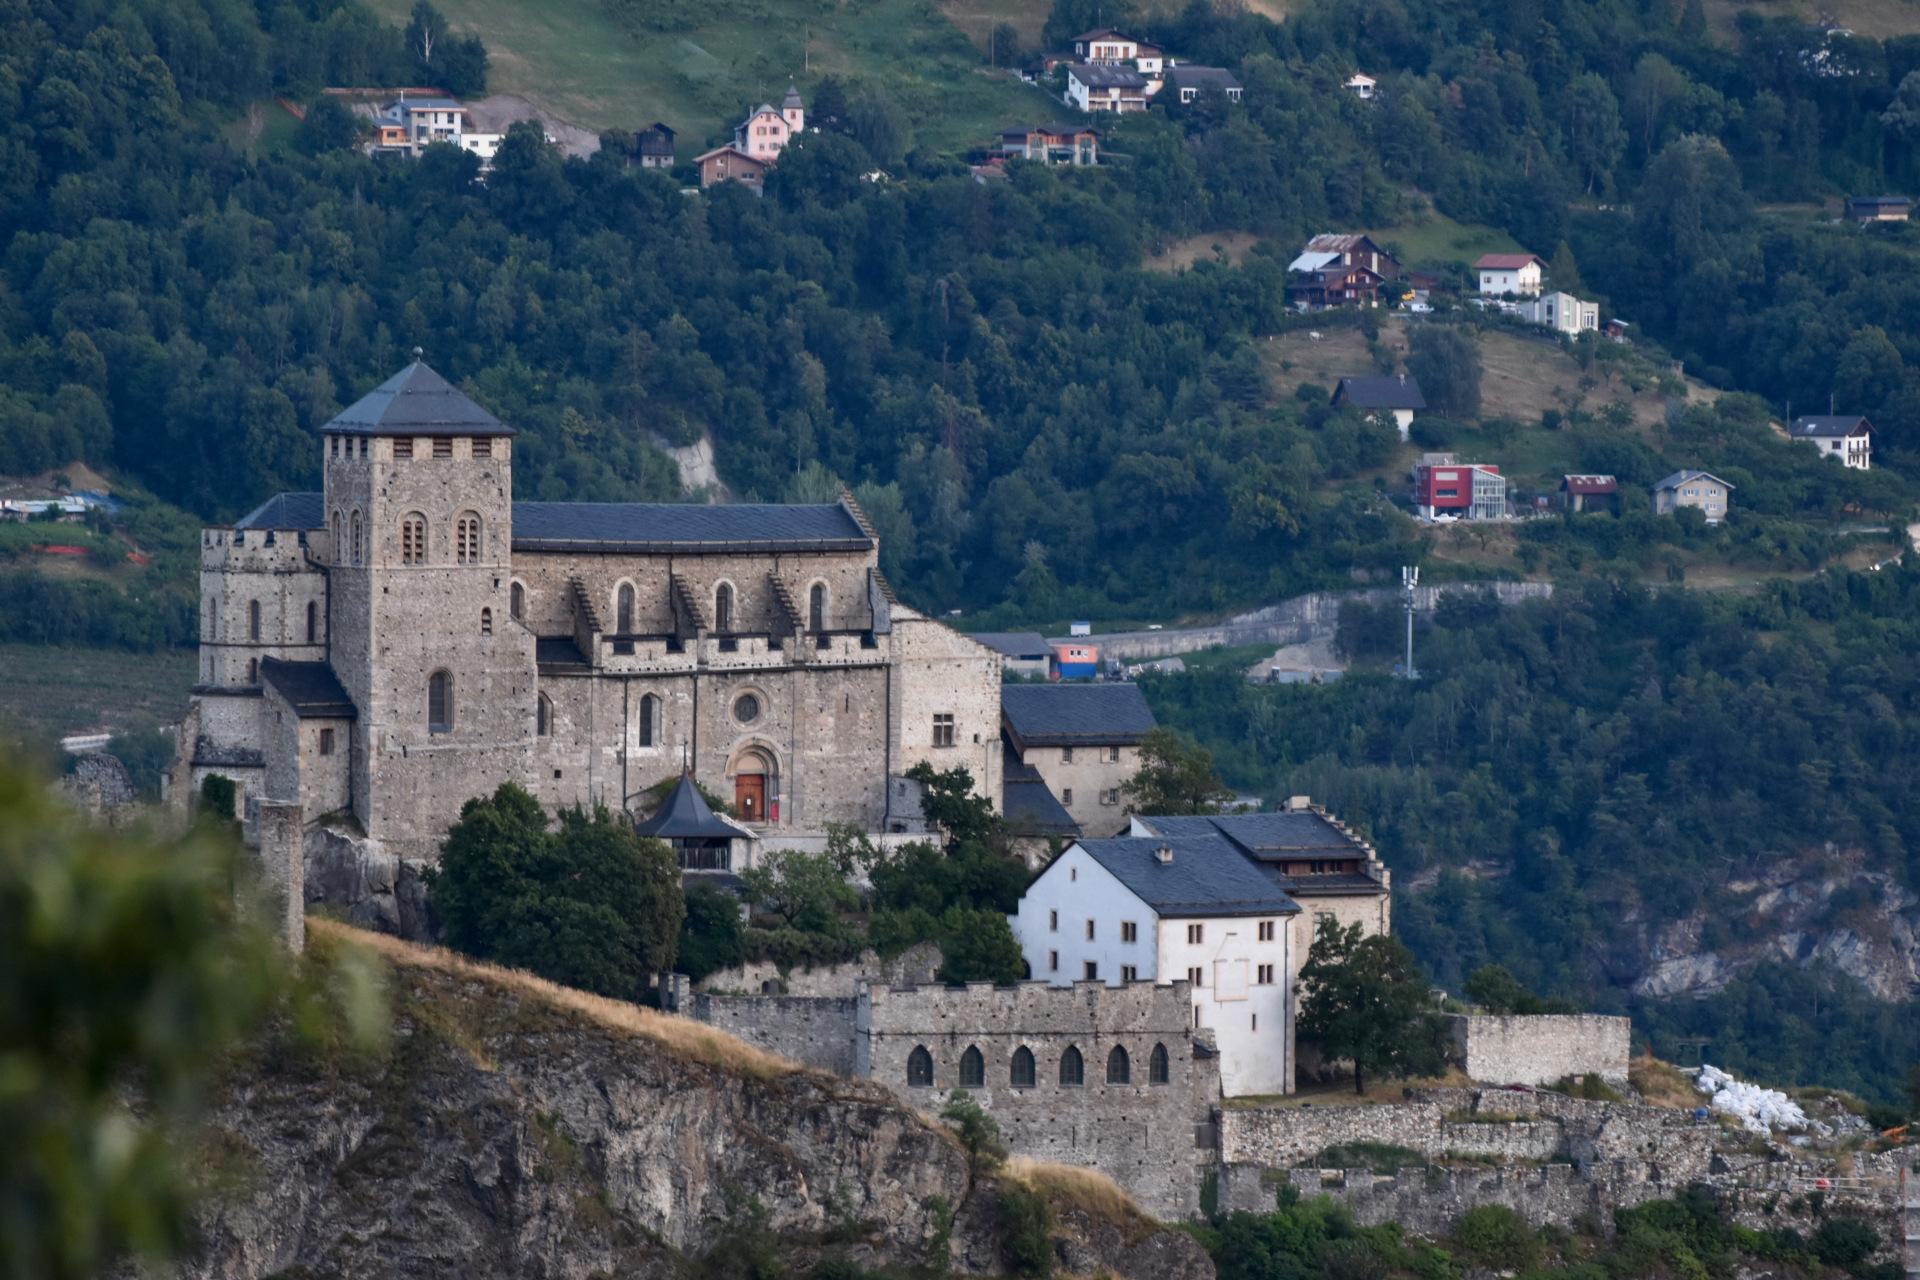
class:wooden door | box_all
[735,773,766,823]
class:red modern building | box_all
[1413,459,1506,519]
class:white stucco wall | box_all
[1013,842,1296,1097]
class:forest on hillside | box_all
[1144,568,1920,1101]
[4,0,1920,638]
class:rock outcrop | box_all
[171,921,1212,1279]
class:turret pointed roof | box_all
[634,772,754,841]
[783,83,804,108]
[322,360,515,437]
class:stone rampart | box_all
[858,980,1211,1220]
[693,941,941,997]
[1445,1014,1631,1086]
[1218,1102,1446,1166]
[684,992,860,1075]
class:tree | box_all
[428,784,685,998]
[405,0,446,67]
[847,91,910,166]
[989,23,1021,68]
[1463,963,1570,1014]
[1547,241,1587,295]
[1907,1063,1920,1116]
[298,96,363,154]
[678,881,745,981]
[1407,325,1482,418]
[906,762,1004,850]
[740,847,859,933]
[1122,726,1233,816]
[940,1090,1006,1183]
[935,906,1025,983]
[0,764,288,1278]
[1297,918,1448,1093]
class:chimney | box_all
[1154,843,1173,865]
[1286,795,1311,812]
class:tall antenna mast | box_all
[1401,566,1420,680]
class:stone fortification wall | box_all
[857,980,1212,1220]
[1445,1014,1631,1086]
[684,992,861,1075]
[694,942,942,997]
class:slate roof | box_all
[1069,63,1150,88]
[1073,836,1301,918]
[1652,469,1734,491]
[227,493,872,553]
[1132,812,1388,896]
[1333,374,1426,411]
[1001,683,1156,747]
[1003,753,1081,837]
[634,772,753,841]
[1134,811,1361,857]
[1166,65,1243,91]
[1789,414,1871,439]
[323,361,513,438]
[783,84,804,108]
[236,492,325,530]
[970,631,1052,660]
[1288,250,1341,273]
[512,502,871,552]
[258,658,357,719]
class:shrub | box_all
[1453,1204,1542,1270]
[1811,1218,1877,1270]
[198,773,237,822]
[998,1182,1053,1277]
[940,1090,1006,1180]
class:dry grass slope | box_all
[1003,1155,1156,1233]
[309,916,800,1081]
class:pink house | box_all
[732,84,805,162]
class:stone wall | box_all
[1445,1014,1631,1086]
[694,942,943,996]
[856,980,1212,1220]
[682,991,861,1074]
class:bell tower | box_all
[319,355,535,850]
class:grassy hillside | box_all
[0,644,195,748]
[360,0,1062,152]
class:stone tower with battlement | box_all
[320,360,539,849]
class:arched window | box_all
[960,1045,985,1087]
[617,582,635,634]
[537,692,552,737]
[248,599,261,642]
[205,597,215,640]
[455,512,481,564]
[306,601,318,644]
[510,581,525,620]
[808,582,826,632]
[714,582,734,633]
[480,607,492,636]
[907,1045,934,1088]
[1106,1045,1131,1085]
[1149,1043,1170,1085]
[1059,1046,1084,1087]
[400,513,426,565]
[428,670,453,734]
[1011,1046,1036,1088]
[638,694,658,747]
[350,511,362,565]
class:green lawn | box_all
[1359,209,1528,271]
[360,0,1063,153]
[0,644,196,749]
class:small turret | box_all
[782,82,804,133]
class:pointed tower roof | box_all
[633,772,754,841]
[322,360,515,437]
[783,83,804,108]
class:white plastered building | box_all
[1011,834,1300,1096]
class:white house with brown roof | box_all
[1475,252,1545,296]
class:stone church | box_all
[174,361,1004,865]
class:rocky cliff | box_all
[170,921,1213,1279]
[1630,850,1919,1001]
